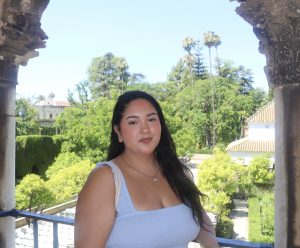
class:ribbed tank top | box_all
[96,161,200,248]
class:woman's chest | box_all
[125,174,181,211]
[107,204,200,248]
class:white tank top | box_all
[96,161,200,248]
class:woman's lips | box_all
[140,138,152,143]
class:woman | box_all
[75,91,219,248]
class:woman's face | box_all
[115,99,161,156]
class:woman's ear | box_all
[114,125,123,143]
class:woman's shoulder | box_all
[80,162,115,193]
[77,162,115,206]
[90,162,114,182]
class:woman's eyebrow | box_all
[125,112,158,119]
[125,115,138,119]
[147,113,158,117]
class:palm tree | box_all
[212,34,222,74]
[182,37,195,85]
[203,31,217,149]
[35,94,46,104]
[115,57,129,93]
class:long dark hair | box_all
[107,90,205,226]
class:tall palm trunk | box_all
[208,46,216,149]
[215,46,221,75]
[188,54,194,86]
[182,37,195,86]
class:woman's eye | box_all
[128,120,137,125]
[149,117,157,122]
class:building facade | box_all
[226,100,275,165]
[35,99,70,127]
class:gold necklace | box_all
[121,155,160,182]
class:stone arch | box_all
[1,1,300,247]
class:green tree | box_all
[167,58,189,85]
[128,73,146,85]
[68,80,91,107]
[173,128,196,156]
[45,152,82,179]
[197,150,246,215]
[16,174,54,210]
[16,98,39,135]
[192,40,207,80]
[175,81,213,148]
[55,98,114,162]
[128,81,181,103]
[219,60,254,95]
[87,53,130,98]
[248,154,274,187]
[174,75,267,149]
[34,94,46,104]
[46,160,93,203]
[160,101,184,134]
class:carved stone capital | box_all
[235,0,300,88]
[0,0,50,66]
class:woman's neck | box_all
[122,150,157,170]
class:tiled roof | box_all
[247,100,274,123]
[35,100,70,107]
[54,101,71,107]
[226,137,274,152]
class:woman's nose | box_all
[140,122,150,133]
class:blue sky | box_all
[17,0,268,100]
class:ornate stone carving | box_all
[0,0,50,65]
[234,0,300,88]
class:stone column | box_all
[0,59,18,248]
[234,1,300,247]
[0,0,49,247]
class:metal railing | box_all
[0,209,273,248]
[1,209,74,248]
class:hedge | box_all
[248,196,274,243]
[16,135,60,179]
[216,215,234,238]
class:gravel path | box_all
[230,199,249,241]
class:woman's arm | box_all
[75,166,116,248]
[197,211,220,248]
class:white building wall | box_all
[35,105,66,121]
[228,151,275,166]
[248,123,275,141]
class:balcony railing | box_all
[0,209,274,248]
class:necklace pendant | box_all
[153,177,158,182]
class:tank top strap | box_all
[96,160,120,174]
[96,161,122,208]
[95,161,135,214]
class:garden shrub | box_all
[248,154,274,187]
[16,135,60,179]
[202,191,231,216]
[16,174,54,210]
[248,195,274,243]
[216,215,234,239]
[46,160,93,204]
[260,194,274,237]
[46,152,82,179]
[40,126,57,136]
[52,134,67,152]
[197,149,245,215]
